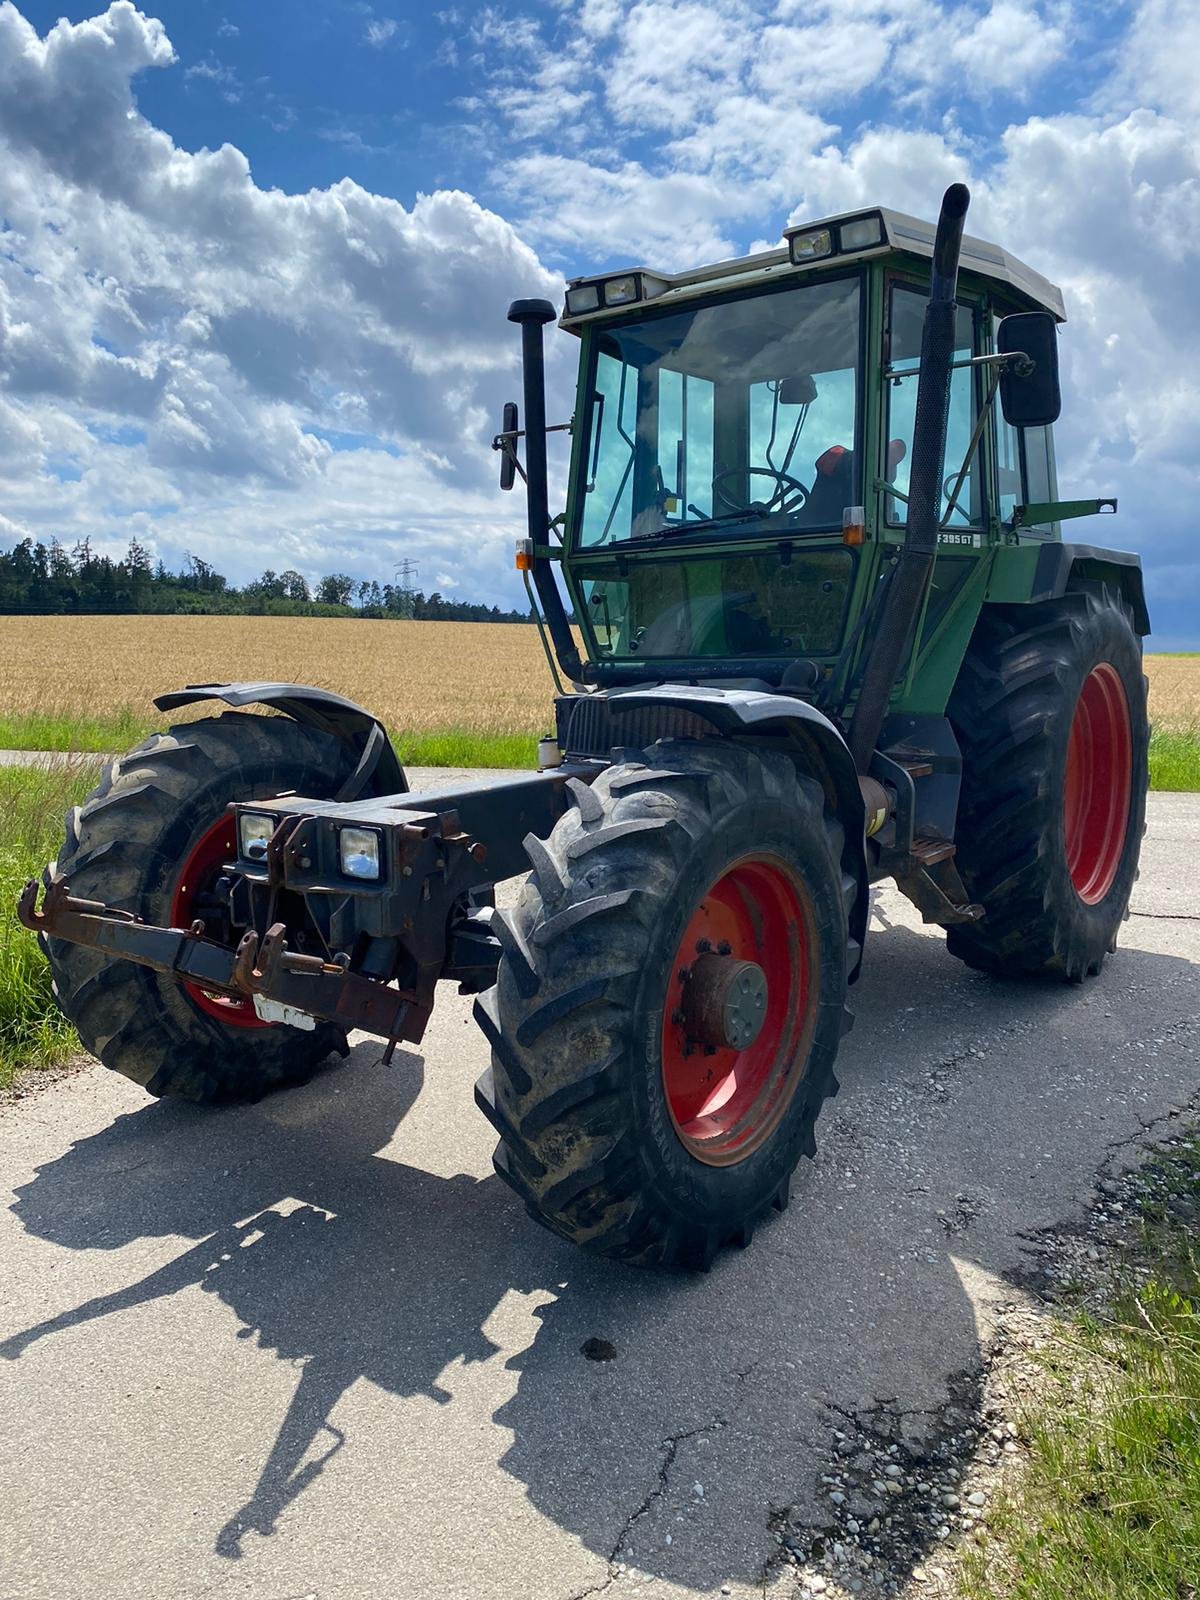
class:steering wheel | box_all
[712,466,807,516]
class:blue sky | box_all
[1,0,1198,642]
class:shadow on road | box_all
[0,1052,575,1558]
[2,924,1196,1589]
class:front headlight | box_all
[789,227,833,263]
[603,275,639,306]
[565,282,601,315]
[339,826,382,881]
[238,811,275,861]
[838,214,884,252]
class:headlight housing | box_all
[788,227,833,264]
[564,282,601,315]
[838,213,884,252]
[339,826,382,881]
[602,274,639,306]
[238,811,275,862]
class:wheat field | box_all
[0,615,561,737]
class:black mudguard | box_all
[1033,544,1150,636]
[153,681,406,799]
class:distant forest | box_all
[0,536,534,624]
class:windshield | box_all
[575,274,862,548]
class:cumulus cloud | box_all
[0,1,561,598]
[0,0,1197,640]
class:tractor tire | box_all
[44,711,361,1102]
[946,589,1149,980]
[473,738,854,1269]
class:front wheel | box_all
[473,739,855,1269]
[946,590,1150,980]
[45,712,362,1102]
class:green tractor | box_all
[23,185,1149,1269]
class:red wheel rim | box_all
[170,814,268,1029]
[1063,663,1132,905]
[660,855,817,1167]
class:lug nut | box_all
[670,1008,685,1025]
[717,940,732,955]
[696,938,712,953]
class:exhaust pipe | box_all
[847,183,970,773]
[507,298,583,682]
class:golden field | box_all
[0,614,561,736]
[0,613,1194,736]
[1143,655,1200,731]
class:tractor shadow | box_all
[2,921,1197,1592]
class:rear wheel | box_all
[946,590,1149,980]
[473,739,854,1269]
[45,712,360,1102]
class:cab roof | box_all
[560,204,1066,330]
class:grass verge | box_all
[961,1135,1200,1598]
[0,760,100,1091]
[0,709,539,770]
[1148,727,1200,792]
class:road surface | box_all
[2,791,1197,1600]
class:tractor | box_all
[21,185,1149,1269]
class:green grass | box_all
[391,728,538,769]
[961,1137,1200,1600]
[0,706,149,755]
[0,709,538,770]
[0,760,101,1090]
[1148,727,1200,792]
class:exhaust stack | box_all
[846,183,971,773]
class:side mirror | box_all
[998,311,1061,428]
[498,401,518,490]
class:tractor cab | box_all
[513,205,1070,700]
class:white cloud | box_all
[0,2,561,596]
[1,0,1198,635]
[364,17,399,47]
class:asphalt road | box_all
[2,792,1197,1600]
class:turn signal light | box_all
[842,506,865,547]
[515,538,534,571]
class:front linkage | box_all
[21,763,600,1055]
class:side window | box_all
[580,349,638,546]
[886,286,983,527]
[657,368,716,523]
[995,410,1022,523]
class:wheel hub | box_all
[679,951,768,1052]
[660,855,817,1167]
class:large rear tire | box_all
[946,590,1149,980]
[45,712,360,1102]
[473,739,854,1269]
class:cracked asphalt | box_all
[1,790,1197,1600]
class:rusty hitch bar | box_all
[18,877,424,1045]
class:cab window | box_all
[885,285,984,528]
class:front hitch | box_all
[19,877,419,1045]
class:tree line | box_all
[0,537,534,623]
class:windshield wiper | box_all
[613,507,765,548]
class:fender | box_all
[153,682,406,800]
[1033,543,1149,636]
[601,684,869,981]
